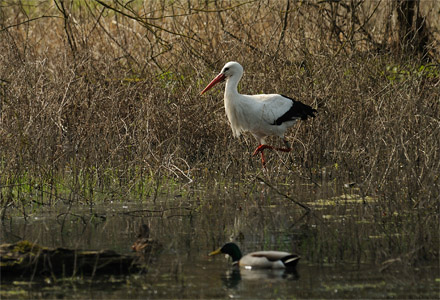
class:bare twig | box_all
[275,0,291,56]
[54,0,77,56]
[0,15,61,32]
[94,0,199,42]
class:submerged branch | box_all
[120,207,193,218]
[256,176,311,212]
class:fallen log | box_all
[0,240,141,278]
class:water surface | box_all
[1,197,438,299]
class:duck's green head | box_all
[209,242,242,262]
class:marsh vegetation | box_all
[0,0,439,298]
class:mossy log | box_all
[0,240,142,278]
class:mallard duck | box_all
[209,242,300,269]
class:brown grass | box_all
[0,0,439,265]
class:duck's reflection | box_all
[221,267,300,288]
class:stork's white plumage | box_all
[200,61,317,166]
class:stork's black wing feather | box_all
[273,95,317,126]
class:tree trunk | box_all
[392,0,429,57]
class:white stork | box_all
[200,61,317,166]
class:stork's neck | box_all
[224,73,242,100]
[222,71,244,138]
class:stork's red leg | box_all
[260,150,266,166]
[253,141,292,156]
[252,144,270,167]
[252,140,293,166]
[252,144,274,156]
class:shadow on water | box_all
[221,267,300,289]
[1,188,439,299]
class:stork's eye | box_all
[224,67,229,72]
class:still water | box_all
[1,200,439,299]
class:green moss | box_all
[14,241,41,253]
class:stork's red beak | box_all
[200,73,226,95]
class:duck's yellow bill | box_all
[209,248,221,256]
